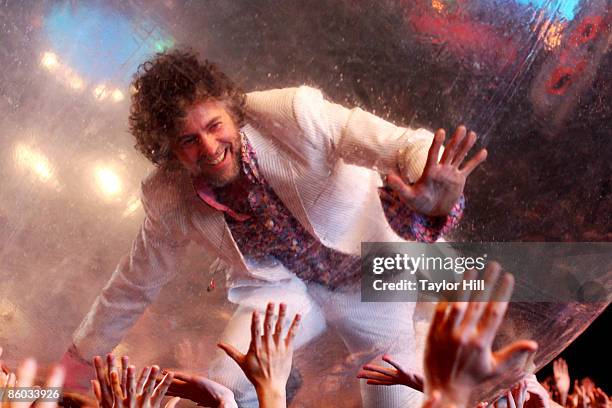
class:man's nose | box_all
[198,132,220,156]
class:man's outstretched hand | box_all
[389,126,487,216]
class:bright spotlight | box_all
[68,74,85,90]
[95,166,122,197]
[41,52,59,70]
[111,89,125,102]
[14,143,54,183]
[93,84,109,100]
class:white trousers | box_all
[209,276,423,407]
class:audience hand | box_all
[92,354,175,408]
[357,354,424,391]
[0,357,64,408]
[524,375,550,408]
[492,380,528,408]
[591,387,610,408]
[165,372,237,408]
[218,302,301,408]
[553,359,570,405]
[423,263,538,408]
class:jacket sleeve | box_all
[246,86,437,183]
[71,181,189,359]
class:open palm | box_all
[388,126,487,216]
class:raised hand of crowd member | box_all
[492,380,528,408]
[553,359,570,406]
[217,303,301,408]
[92,354,176,408]
[591,387,610,408]
[357,354,424,391]
[387,125,487,216]
[422,262,538,408]
[165,372,237,408]
[0,356,65,408]
[524,375,551,408]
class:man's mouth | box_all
[201,147,228,166]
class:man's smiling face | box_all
[173,99,242,187]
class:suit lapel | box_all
[243,125,318,238]
[186,186,249,273]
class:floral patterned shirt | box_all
[193,134,464,289]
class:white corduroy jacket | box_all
[72,86,437,358]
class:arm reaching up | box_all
[218,303,301,408]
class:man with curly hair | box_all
[62,49,486,407]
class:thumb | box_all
[164,397,181,408]
[493,340,538,375]
[91,380,102,402]
[217,343,244,365]
[386,170,417,202]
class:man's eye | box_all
[181,137,198,146]
[210,122,221,131]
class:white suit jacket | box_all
[72,86,438,358]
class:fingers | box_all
[274,303,287,346]
[16,358,36,388]
[507,390,517,408]
[424,129,445,172]
[263,303,276,347]
[461,264,501,333]
[250,310,262,352]
[152,371,174,407]
[121,356,129,395]
[126,365,136,404]
[356,369,394,383]
[110,371,123,404]
[285,313,301,348]
[217,343,245,365]
[107,354,118,383]
[91,380,102,402]
[451,130,477,167]
[360,364,395,377]
[37,365,65,408]
[460,148,487,176]
[136,366,151,395]
[381,355,403,372]
[143,366,160,400]
[479,272,514,344]
[439,126,466,165]
[493,340,538,376]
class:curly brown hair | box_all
[129,49,246,167]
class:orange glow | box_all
[432,0,444,12]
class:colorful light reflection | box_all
[44,4,174,87]
[516,0,580,20]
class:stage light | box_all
[14,143,54,183]
[93,85,109,100]
[94,166,122,197]
[111,89,125,102]
[41,52,59,70]
[68,73,85,91]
